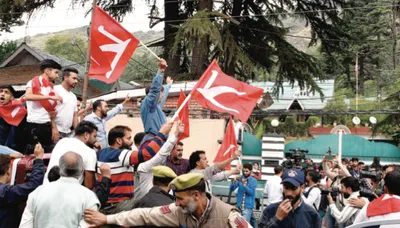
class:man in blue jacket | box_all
[259,168,321,228]
[230,163,257,227]
[0,143,45,228]
[140,59,173,147]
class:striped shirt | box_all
[96,132,166,203]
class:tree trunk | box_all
[224,0,242,76]
[345,62,355,92]
[392,2,397,69]
[164,0,181,76]
[190,0,213,77]
[359,56,365,96]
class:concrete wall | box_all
[106,115,225,163]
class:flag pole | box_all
[82,0,97,109]
[139,41,161,60]
[355,53,359,118]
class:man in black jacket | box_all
[259,168,321,228]
[132,166,177,209]
[0,143,45,228]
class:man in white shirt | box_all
[22,59,63,153]
[19,152,100,228]
[353,171,400,227]
[263,165,283,205]
[302,170,321,211]
[53,67,79,139]
[134,122,184,201]
[44,121,98,189]
[328,176,369,227]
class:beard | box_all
[343,193,351,199]
[87,141,95,149]
[101,110,108,118]
[283,193,301,207]
[120,142,132,150]
[182,198,197,215]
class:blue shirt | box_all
[0,159,44,228]
[140,71,171,135]
[84,104,123,149]
[259,201,321,228]
[230,175,257,209]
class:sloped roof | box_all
[0,43,134,98]
[251,80,335,110]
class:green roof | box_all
[284,135,400,162]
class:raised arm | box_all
[143,60,168,107]
[5,144,45,204]
[159,76,173,108]
[138,122,184,173]
[322,161,337,181]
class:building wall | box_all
[106,115,226,162]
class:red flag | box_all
[31,76,57,112]
[177,90,190,141]
[0,99,27,126]
[214,117,237,169]
[191,59,264,122]
[355,54,358,78]
[367,194,400,217]
[89,6,140,84]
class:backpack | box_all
[304,185,328,218]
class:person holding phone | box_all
[259,168,321,228]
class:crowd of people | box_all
[261,156,400,228]
[0,58,399,228]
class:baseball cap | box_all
[281,168,305,187]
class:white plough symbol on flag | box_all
[92,26,131,79]
[197,70,247,113]
[223,144,237,156]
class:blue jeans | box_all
[325,207,336,228]
[242,208,257,228]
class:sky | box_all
[0,1,164,42]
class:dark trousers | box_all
[21,122,54,154]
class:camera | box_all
[359,188,383,200]
[360,171,383,182]
[283,148,309,169]
[320,186,340,202]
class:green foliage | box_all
[44,34,87,64]
[120,53,158,83]
[0,40,17,62]
[262,116,320,137]
[306,116,320,127]
[0,0,55,33]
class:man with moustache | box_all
[23,59,63,152]
[84,97,130,149]
[43,121,99,189]
[84,173,251,227]
[53,67,79,139]
[165,141,190,176]
[96,123,173,216]
[230,163,258,227]
[259,168,321,228]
